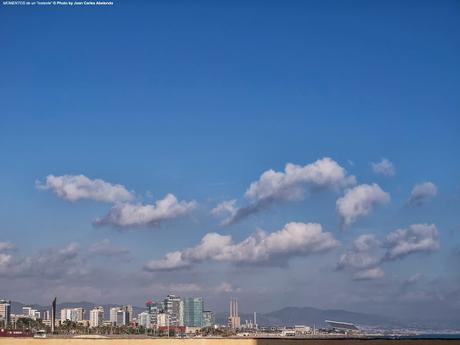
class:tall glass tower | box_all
[183,297,203,327]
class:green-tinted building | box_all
[183,297,203,327]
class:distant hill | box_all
[216,306,402,328]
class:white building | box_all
[110,307,119,325]
[163,295,184,326]
[157,312,169,327]
[0,300,11,325]
[89,307,104,328]
[60,307,85,322]
[110,306,131,326]
[138,311,151,329]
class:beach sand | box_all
[1,338,460,345]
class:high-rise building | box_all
[116,309,130,326]
[228,298,240,329]
[183,297,203,327]
[61,308,71,322]
[138,312,151,329]
[51,298,56,334]
[157,312,168,327]
[202,310,214,327]
[146,300,163,329]
[0,300,11,326]
[110,307,119,325]
[163,295,184,326]
[124,305,133,323]
[60,307,85,322]
[110,306,130,326]
[43,310,50,321]
[89,307,104,328]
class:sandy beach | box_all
[1,338,460,345]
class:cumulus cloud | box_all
[144,251,191,271]
[372,158,395,176]
[336,183,390,226]
[385,223,439,260]
[94,194,196,228]
[408,182,438,207]
[0,253,12,266]
[0,242,15,252]
[36,174,134,203]
[211,200,237,218]
[337,234,384,280]
[338,224,440,281]
[222,158,355,225]
[89,239,130,257]
[0,242,88,279]
[144,222,340,271]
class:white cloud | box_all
[353,267,385,280]
[224,157,355,225]
[0,242,15,252]
[385,223,439,260]
[144,251,191,271]
[0,242,87,279]
[94,194,196,228]
[337,234,384,280]
[144,222,340,271]
[89,239,130,257]
[372,158,395,176]
[211,199,237,218]
[0,253,12,266]
[36,174,134,203]
[338,224,440,281]
[246,157,356,201]
[336,183,390,226]
[408,181,438,206]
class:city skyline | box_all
[0,0,459,327]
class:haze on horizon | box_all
[0,0,459,326]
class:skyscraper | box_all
[146,300,163,329]
[183,297,203,327]
[89,307,104,328]
[0,300,11,326]
[51,298,56,333]
[228,298,240,329]
[163,295,184,326]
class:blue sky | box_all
[0,0,459,323]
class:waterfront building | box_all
[89,307,104,328]
[157,312,168,327]
[0,300,11,326]
[164,295,184,326]
[60,307,84,322]
[109,307,119,325]
[146,300,163,329]
[138,311,151,329]
[202,310,214,327]
[228,298,240,329]
[116,310,129,326]
[183,297,203,327]
[110,306,130,326]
